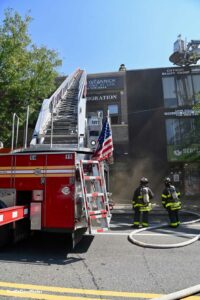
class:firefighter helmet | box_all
[140,177,149,185]
[164,177,171,185]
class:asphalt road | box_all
[0,210,200,299]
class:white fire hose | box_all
[128,210,200,249]
[129,210,200,300]
[151,284,200,300]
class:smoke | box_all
[110,156,168,206]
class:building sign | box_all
[162,66,200,76]
[164,109,200,117]
[87,77,124,90]
[167,145,200,162]
[87,93,120,101]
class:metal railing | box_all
[11,113,20,151]
[30,69,81,145]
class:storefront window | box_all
[166,119,180,145]
[185,164,200,195]
[166,118,197,146]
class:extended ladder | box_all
[78,160,111,234]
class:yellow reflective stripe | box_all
[165,202,173,207]
[142,222,148,227]
[137,196,143,199]
[140,207,152,212]
[162,194,167,198]
[170,222,178,227]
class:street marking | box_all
[0,281,163,298]
[0,290,103,299]
[0,281,199,299]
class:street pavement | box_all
[0,203,200,299]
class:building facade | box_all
[162,66,200,197]
[87,65,200,203]
[86,71,130,202]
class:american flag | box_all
[92,117,114,161]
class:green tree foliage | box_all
[0,9,62,146]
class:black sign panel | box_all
[162,66,200,76]
[87,76,124,90]
[87,92,120,101]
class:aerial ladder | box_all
[0,68,112,247]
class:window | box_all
[166,119,180,145]
[185,165,200,195]
[108,104,118,114]
[176,75,193,106]
[90,131,99,137]
[162,74,200,108]
[192,74,200,103]
[166,118,198,146]
[108,104,119,124]
[162,77,177,108]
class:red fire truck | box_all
[0,69,112,247]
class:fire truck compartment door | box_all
[30,202,41,230]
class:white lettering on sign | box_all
[87,94,118,101]
[174,147,200,156]
[0,215,3,222]
[162,67,200,76]
[164,109,200,117]
[88,78,116,89]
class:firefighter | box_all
[132,177,154,228]
[161,177,181,228]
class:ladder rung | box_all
[89,210,107,215]
[91,228,109,234]
[84,176,101,181]
[81,160,99,164]
[89,211,107,218]
[86,192,104,197]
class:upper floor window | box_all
[108,104,119,124]
[193,74,200,103]
[162,77,177,108]
[176,75,193,106]
[162,73,200,108]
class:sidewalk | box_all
[112,201,200,215]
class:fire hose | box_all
[128,210,200,300]
[151,284,200,300]
[128,210,200,249]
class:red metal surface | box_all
[14,154,46,190]
[0,154,12,188]
[0,152,78,232]
[43,153,75,229]
[0,206,28,226]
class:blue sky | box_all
[0,0,200,75]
